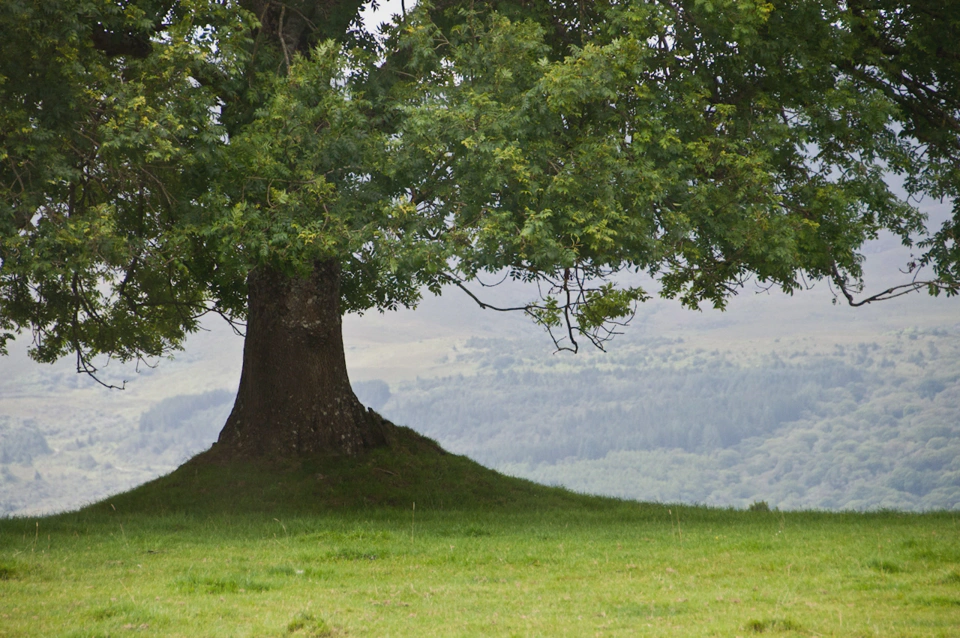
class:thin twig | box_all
[278,5,292,72]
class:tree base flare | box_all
[215,261,391,458]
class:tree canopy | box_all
[1,0,958,370]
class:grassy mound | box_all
[79,425,605,518]
[2,426,959,636]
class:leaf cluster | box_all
[1,0,955,368]
[0,0,250,373]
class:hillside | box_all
[1,448,958,637]
[384,327,960,511]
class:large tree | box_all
[1,0,957,457]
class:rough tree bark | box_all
[216,260,392,457]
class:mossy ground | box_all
[2,427,958,636]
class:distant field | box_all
[2,436,959,637]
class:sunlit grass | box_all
[2,428,958,636]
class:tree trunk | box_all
[216,260,391,457]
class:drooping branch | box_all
[74,347,127,390]
[441,266,642,354]
[830,263,960,307]
[440,273,533,314]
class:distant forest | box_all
[379,329,960,511]
[2,327,958,514]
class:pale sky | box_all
[360,0,413,32]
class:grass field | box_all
[2,428,959,637]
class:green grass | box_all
[2,427,959,637]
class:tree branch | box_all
[830,263,959,307]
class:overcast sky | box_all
[360,0,411,32]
